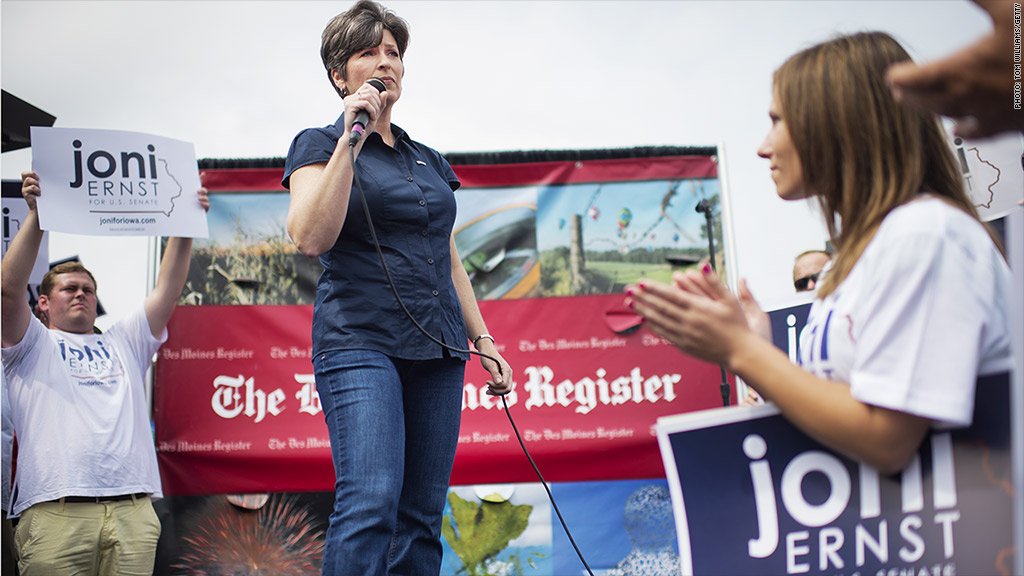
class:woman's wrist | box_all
[472,333,495,348]
[727,330,763,378]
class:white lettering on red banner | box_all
[520,366,680,414]
[211,374,286,423]
[204,364,684,425]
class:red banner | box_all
[154,295,733,495]
[198,153,718,191]
[159,148,728,495]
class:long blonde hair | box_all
[774,32,977,297]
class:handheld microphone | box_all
[349,77,387,146]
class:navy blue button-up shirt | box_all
[283,116,469,361]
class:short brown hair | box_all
[321,0,410,98]
[40,262,97,297]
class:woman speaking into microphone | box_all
[282,2,512,574]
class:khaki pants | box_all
[15,495,161,576]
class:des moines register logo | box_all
[70,137,183,219]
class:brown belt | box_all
[58,493,148,504]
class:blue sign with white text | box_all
[659,373,1014,576]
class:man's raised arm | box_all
[143,188,209,338]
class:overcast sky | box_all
[1,0,993,326]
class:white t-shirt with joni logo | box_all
[798,196,1013,427]
[1,305,166,516]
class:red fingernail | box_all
[638,282,646,290]
[626,289,634,296]
[702,263,711,274]
[627,300,635,309]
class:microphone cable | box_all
[349,145,595,576]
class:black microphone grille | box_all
[367,77,387,92]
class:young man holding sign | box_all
[1,170,208,575]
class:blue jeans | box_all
[314,349,465,576]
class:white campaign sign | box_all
[30,127,208,238]
[946,129,1024,222]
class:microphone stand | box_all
[695,199,731,407]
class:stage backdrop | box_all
[153,147,733,497]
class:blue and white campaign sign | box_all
[1,185,48,303]
[656,373,1016,576]
[768,302,812,362]
[30,127,208,238]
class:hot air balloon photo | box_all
[537,178,722,297]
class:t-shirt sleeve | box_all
[0,314,46,367]
[111,305,166,370]
[848,230,985,426]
